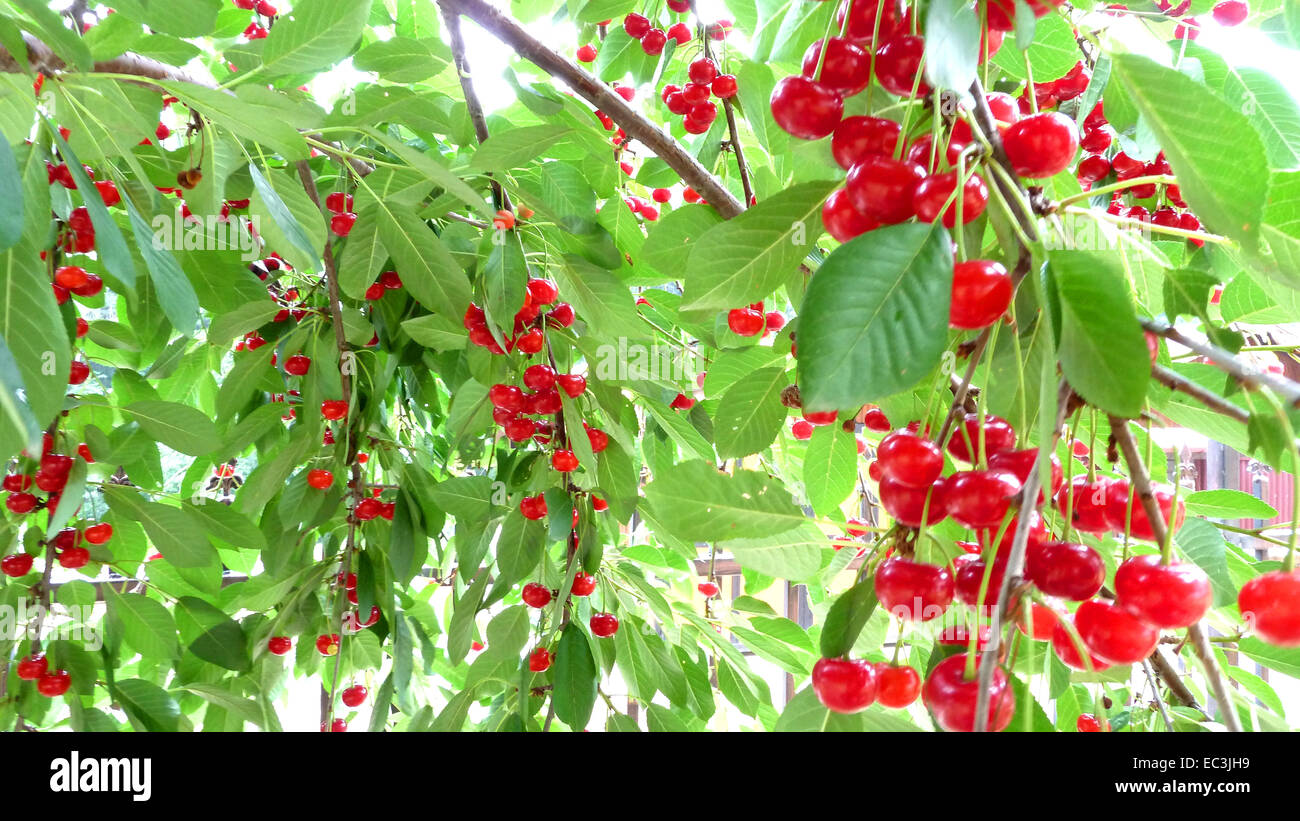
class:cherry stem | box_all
[1143,319,1300,408]
[1057,174,1177,206]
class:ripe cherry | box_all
[571,572,597,597]
[1075,599,1160,665]
[877,431,943,488]
[770,76,843,140]
[623,13,650,38]
[321,400,348,420]
[307,469,333,489]
[1211,0,1248,26]
[1002,112,1080,179]
[985,448,1063,500]
[1025,541,1105,600]
[831,116,901,171]
[1,553,33,576]
[667,22,692,44]
[821,188,879,243]
[589,613,619,637]
[950,260,1012,329]
[943,469,1022,530]
[527,277,559,306]
[697,581,720,598]
[37,670,71,697]
[912,172,988,228]
[340,685,368,708]
[878,475,947,527]
[329,212,357,236]
[1051,619,1112,672]
[1114,555,1212,629]
[519,494,547,521]
[551,450,579,472]
[874,558,954,622]
[1238,571,1300,646]
[800,38,871,96]
[791,419,814,440]
[284,354,311,375]
[946,413,1016,463]
[1055,475,1111,535]
[846,155,926,224]
[688,57,718,85]
[523,363,557,391]
[528,647,552,672]
[641,28,667,55]
[1106,480,1185,541]
[267,636,293,655]
[874,663,921,708]
[875,34,930,97]
[711,74,738,98]
[728,308,766,336]
[811,657,877,713]
[6,493,37,514]
[837,0,903,45]
[522,582,553,608]
[922,653,1015,732]
[1076,713,1106,732]
[316,634,341,656]
[1017,602,1060,641]
[576,44,597,62]
[326,718,348,732]
[58,547,90,569]
[17,654,48,680]
[955,552,1009,607]
[586,428,608,453]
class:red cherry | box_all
[523,363,557,391]
[623,13,650,38]
[504,418,537,442]
[770,76,843,140]
[522,582,552,608]
[1238,571,1300,646]
[922,653,1015,732]
[1212,0,1248,25]
[943,470,1022,530]
[321,400,348,420]
[791,419,814,440]
[70,274,102,298]
[1115,555,1211,629]
[316,634,341,656]
[846,155,926,224]
[528,647,553,672]
[831,116,901,171]
[874,35,931,97]
[641,28,667,55]
[1075,599,1160,665]
[1050,618,1112,672]
[667,22,692,45]
[811,657,878,713]
[800,38,871,96]
[519,494,548,521]
[551,450,579,472]
[586,428,608,453]
[17,654,48,680]
[571,572,597,597]
[1017,603,1060,641]
[837,0,903,45]
[526,277,558,306]
[1103,479,1186,540]
[1,553,34,577]
[489,384,525,412]
[985,447,1063,500]
[68,361,90,385]
[37,670,71,697]
[1055,475,1111,535]
[949,260,1012,329]
[821,188,879,243]
[1002,112,1080,179]
[727,308,766,336]
[589,613,619,637]
[53,528,81,550]
[945,413,1016,463]
[765,312,786,333]
[688,57,718,85]
[326,718,347,732]
[340,685,368,708]
[877,431,943,488]
[874,664,921,708]
[711,74,738,98]
[307,469,333,490]
[1076,713,1106,732]
[954,552,1010,607]
[325,192,354,213]
[878,475,948,527]
[53,265,88,289]
[874,558,954,622]
[1025,541,1105,600]
[83,523,113,546]
[576,44,598,62]
[267,636,293,655]
[355,498,383,520]
[284,354,311,376]
[329,212,357,236]
[697,581,720,597]
[913,172,988,228]
[58,547,90,569]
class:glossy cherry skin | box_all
[519,494,547,521]
[943,469,1022,530]
[800,37,871,96]
[589,613,619,637]
[523,364,557,391]
[728,308,766,336]
[1017,603,1060,641]
[986,448,1063,505]
[922,653,1015,732]
[698,581,720,597]
[267,636,293,655]
[874,558,954,622]
[822,188,879,243]
[912,172,988,228]
[1,553,34,577]
[811,657,877,713]
[837,0,903,45]
[341,685,368,708]
[846,155,926,224]
[1114,555,1212,629]
[878,475,947,527]
[770,76,843,140]
[1238,571,1300,646]
[1076,713,1105,732]
[1104,480,1185,541]
[831,116,901,170]
[1051,619,1112,672]
[950,260,1012,329]
[16,654,48,680]
[955,553,1008,607]
[306,469,333,489]
[1212,0,1248,26]
[316,634,340,656]
[1002,112,1080,179]
[528,647,552,672]
[37,670,71,697]
[1055,475,1111,535]
[874,664,921,708]
[1025,541,1105,601]
[946,413,1016,463]
[551,450,579,472]
[874,35,930,97]
[570,572,597,597]
[522,582,552,608]
[876,431,943,488]
[1075,599,1160,665]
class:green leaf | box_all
[10,0,94,71]
[353,36,448,82]
[803,422,858,516]
[103,486,216,568]
[184,501,267,551]
[260,0,373,75]
[1222,65,1300,168]
[681,180,835,314]
[797,222,953,412]
[0,244,67,442]
[924,0,980,95]
[0,133,22,251]
[0,319,43,461]
[1185,489,1278,520]
[125,199,200,335]
[49,125,138,293]
[113,678,181,732]
[717,521,827,580]
[470,124,575,173]
[159,81,309,160]
[992,12,1080,82]
[1049,249,1149,417]
[401,313,467,350]
[820,581,878,658]
[126,400,221,456]
[1174,517,1237,607]
[106,588,181,661]
[1238,637,1300,679]
[494,509,545,587]
[248,164,324,272]
[552,624,598,729]
[177,683,264,728]
[376,206,472,320]
[1112,54,1268,250]
[177,596,250,672]
[208,300,282,348]
[714,366,788,459]
[553,255,647,342]
[644,460,807,542]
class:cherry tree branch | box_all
[1143,319,1300,409]
[690,0,752,208]
[1108,413,1243,732]
[1150,363,1249,423]
[439,2,510,212]
[436,0,745,218]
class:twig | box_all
[436,0,745,218]
[1108,413,1243,732]
[439,2,510,212]
[1142,659,1176,732]
[1143,319,1300,408]
[1150,363,1249,422]
[691,1,752,207]
[1150,645,1205,713]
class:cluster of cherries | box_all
[14,654,72,698]
[658,51,737,136]
[620,6,731,58]
[520,575,619,674]
[325,191,357,237]
[726,301,787,338]
[232,0,278,42]
[464,274,575,357]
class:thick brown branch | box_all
[1151,363,1249,423]
[1108,414,1243,732]
[439,2,510,212]
[1144,319,1300,409]
[437,0,745,218]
